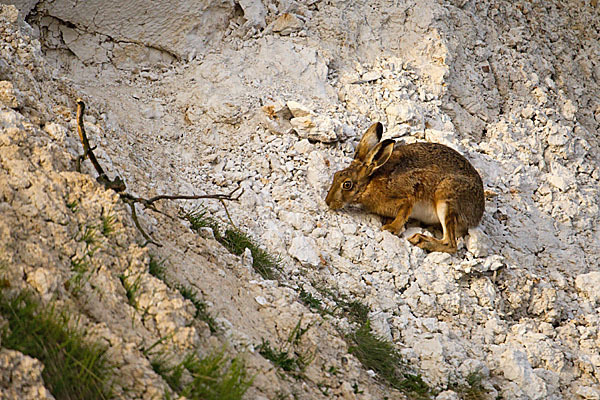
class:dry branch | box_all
[74,99,242,246]
[76,98,126,192]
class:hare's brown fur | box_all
[325,122,484,253]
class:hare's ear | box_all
[354,122,383,161]
[365,139,394,175]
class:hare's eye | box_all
[342,180,353,190]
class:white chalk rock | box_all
[286,100,312,118]
[575,272,600,304]
[325,229,345,251]
[362,71,381,82]
[575,385,600,400]
[271,13,303,36]
[292,139,312,154]
[547,162,575,192]
[466,227,492,257]
[561,99,577,121]
[291,115,342,143]
[59,25,110,64]
[289,235,321,267]
[27,267,60,301]
[290,115,315,131]
[242,247,254,270]
[260,103,294,135]
[386,100,418,125]
[238,0,267,29]
[0,81,19,108]
[435,391,460,400]
[261,221,286,249]
[369,311,393,341]
[255,295,268,306]
[498,347,548,399]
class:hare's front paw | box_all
[382,223,400,235]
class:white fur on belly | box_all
[410,200,440,225]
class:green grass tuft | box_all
[153,349,253,400]
[81,225,98,247]
[148,254,167,280]
[299,288,333,317]
[185,208,280,280]
[0,291,113,399]
[68,222,103,294]
[221,229,279,280]
[257,339,298,372]
[347,321,430,399]
[448,371,488,400]
[68,256,91,294]
[309,284,432,398]
[312,284,369,323]
[341,300,370,325]
[175,284,218,333]
[185,207,220,234]
[66,200,78,212]
[101,213,116,237]
[258,319,314,377]
[119,272,143,308]
[299,288,322,309]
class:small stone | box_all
[498,347,548,399]
[26,267,59,301]
[261,103,293,135]
[290,115,315,130]
[547,174,568,191]
[291,115,341,143]
[575,272,600,304]
[561,99,577,120]
[369,311,393,341]
[521,105,535,119]
[575,385,600,400]
[292,139,312,154]
[142,102,163,120]
[340,223,357,235]
[0,81,18,108]
[386,100,417,124]
[289,235,321,267]
[286,101,312,118]
[198,227,215,240]
[238,0,267,29]
[436,391,460,400]
[242,247,254,269]
[255,296,268,306]
[547,132,569,147]
[362,71,381,82]
[271,13,303,35]
[466,227,491,257]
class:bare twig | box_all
[122,197,161,247]
[144,186,244,205]
[220,198,237,229]
[76,98,126,192]
[73,99,241,246]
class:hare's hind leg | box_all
[407,201,458,253]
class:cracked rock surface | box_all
[1,0,600,399]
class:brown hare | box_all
[325,122,484,253]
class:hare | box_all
[325,122,484,253]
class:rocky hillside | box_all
[1,0,599,399]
